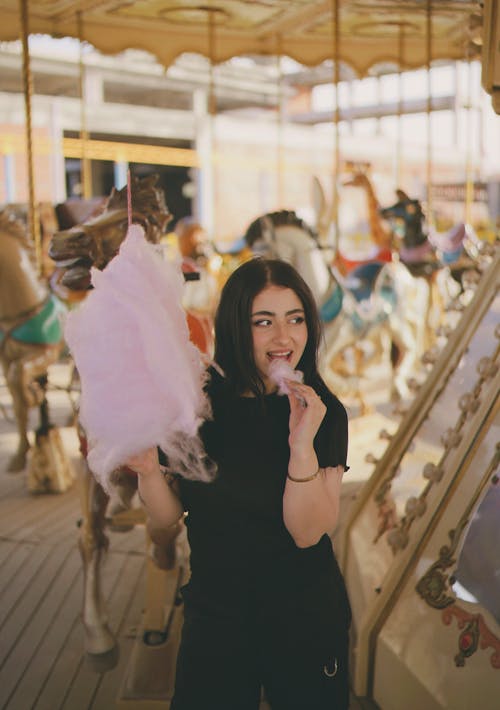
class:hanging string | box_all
[127,168,132,227]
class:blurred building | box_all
[0,36,498,241]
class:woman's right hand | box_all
[125,447,160,478]
[127,447,184,528]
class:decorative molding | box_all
[443,606,500,669]
[415,527,461,610]
[416,443,500,669]
[380,330,500,554]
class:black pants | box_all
[170,604,350,710]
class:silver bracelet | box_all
[287,467,321,483]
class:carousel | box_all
[0,2,498,709]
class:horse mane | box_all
[106,174,172,228]
[244,209,319,247]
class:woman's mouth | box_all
[267,351,292,362]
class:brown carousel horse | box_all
[49,175,210,665]
[0,208,73,491]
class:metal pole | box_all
[426,0,433,225]
[396,21,405,188]
[276,35,284,208]
[77,11,92,199]
[464,56,474,225]
[331,0,340,252]
[19,0,42,274]
[207,9,217,240]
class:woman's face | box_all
[250,285,308,393]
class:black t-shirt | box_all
[172,369,351,643]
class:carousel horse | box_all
[338,171,393,257]
[380,190,489,340]
[336,168,481,281]
[313,170,443,371]
[340,173,483,347]
[380,189,482,275]
[0,207,73,491]
[212,235,254,291]
[174,216,221,315]
[174,216,252,299]
[49,174,209,662]
[312,172,392,275]
[244,210,425,404]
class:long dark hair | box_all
[213,257,324,397]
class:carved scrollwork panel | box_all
[416,442,500,669]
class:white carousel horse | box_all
[244,210,427,402]
[0,208,73,491]
[312,172,488,376]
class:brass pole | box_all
[276,34,284,207]
[426,0,433,226]
[77,11,92,199]
[331,0,340,252]
[396,21,405,188]
[464,55,474,225]
[19,0,42,274]
[208,8,217,239]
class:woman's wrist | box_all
[287,466,321,483]
[288,451,318,481]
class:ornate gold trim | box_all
[443,607,500,669]
[382,324,500,554]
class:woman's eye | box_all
[289,316,305,325]
[252,319,271,327]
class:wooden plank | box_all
[61,552,147,710]
[0,541,76,673]
[0,495,70,543]
[91,563,148,709]
[0,540,36,599]
[0,546,82,709]
[30,501,81,544]
[0,538,20,567]
[0,474,25,499]
[0,541,55,634]
[0,489,43,530]
[33,545,139,710]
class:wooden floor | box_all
[0,361,383,710]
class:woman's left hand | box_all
[286,380,326,455]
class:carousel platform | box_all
[0,358,391,710]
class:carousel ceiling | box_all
[0,1,485,77]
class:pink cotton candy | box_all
[268,359,303,395]
[64,224,216,493]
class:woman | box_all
[128,257,351,710]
